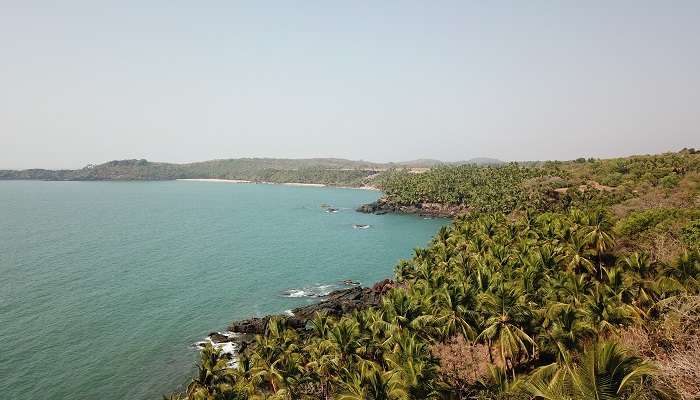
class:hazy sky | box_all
[2,2,699,169]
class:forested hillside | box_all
[374,150,699,214]
[0,158,499,186]
[0,158,384,186]
[0,157,499,186]
[174,149,700,400]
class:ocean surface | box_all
[0,180,445,400]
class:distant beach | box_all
[176,178,252,183]
[177,178,379,190]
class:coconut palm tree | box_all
[327,318,361,363]
[337,368,408,400]
[527,341,659,400]
[662,249,700,292]
[564,233,595,275]
[304,339,339,400]
[540,303,595,361]
[582,209,615,279]
[584,285,638,335]
[430,285,479,342]
[187,343,240,400]
[382,329,438,398]
[476,285,536,379]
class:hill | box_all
[0,156,501,186]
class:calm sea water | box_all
[0,181,445,400]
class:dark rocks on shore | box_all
[221,281,398,353]
[228,285,387,335]
[372,278,396,295]
[357,198,468,218]
[356,201,384,214]
[229,317,271,335]
[208,332,234,343]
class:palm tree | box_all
[308,312,333,338]
[619,252,658,310]
[337,368,408,400]
[564,233,595,275]
[485,364,526,397]
[177,204,699,399]
[430,285,479,342]
[550,272,593,306]
[250,335,285,393]
[328,317,361,363]
[304,338,339,400]
[476,285,536,379]
[383,330,437,398]
[382,289,423,329]
[582,209,615,279]
[584,285,638,335]
[662,249,700,292]
[271,351,306,399]
[540,303,595,361]
[187,343,239,400]
[527,341,658,400]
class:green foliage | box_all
[615,209,680,236]
[0,158,381,186]
[659,173,680,189]
[615,208,700,237]
[587,152,700,188]
[377,163,549,213]
[525,341,661,400]
[375,152,700,215]
[681,219,700,246]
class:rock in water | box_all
[228,284,392,335]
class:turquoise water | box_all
[0,181,445,400]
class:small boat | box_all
[326,208,339,213]
[342,279,360,286]
[352,224,370,229]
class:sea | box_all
[0,180,445,400]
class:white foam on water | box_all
[194,331,240,369]
[282,283,340,298]
[283,289,311,298]
[314,284,336,296]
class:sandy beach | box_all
[177,179,378,191]
[176,178,252,184]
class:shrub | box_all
[659,173,680,189]
[682,219,700,246]
[615,208,680,236]
[618,296,700,400]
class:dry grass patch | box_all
[618,296,700,400]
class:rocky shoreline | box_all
[207,279,397,356]
[356,198,468,218]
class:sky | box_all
[1,1,699,169]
